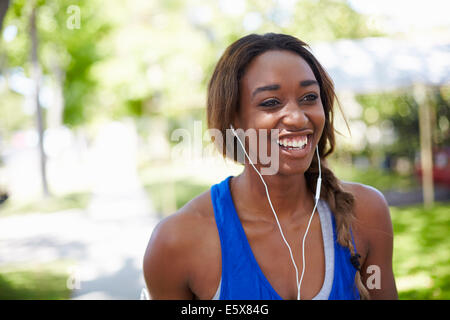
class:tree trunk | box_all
[30,5,49,197]
[48,52,65,129]
[414,84,434,208]
[0,0,10,31]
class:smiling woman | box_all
[143,33,398,300]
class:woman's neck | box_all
[231,165,315,222]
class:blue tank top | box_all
[211,176,360,300]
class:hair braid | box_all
[305,159,370,300]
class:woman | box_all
[143,33,398,300]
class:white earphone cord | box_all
[231,127,322,300]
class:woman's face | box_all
[237,49,326,175]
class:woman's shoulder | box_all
[143,189,219,298]
[339,181,397,299]
[340,181,391,222]
[147,189,216,252]
[340,181,393,243]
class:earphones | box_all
[229,124,322,300]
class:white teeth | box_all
[277,135,309,148]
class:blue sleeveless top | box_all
[211,176,360,300]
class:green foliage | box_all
[433,86,450,147]
[355,86,450,159]
[0,191,90,217]
[0,89,32,139]
[355,90,419,158]
[1,0,385,132]
[2,0,112,127]
[143,178,209,217]
[329,158,418,191]
[286,0,383,42]
[0,260,73,300]
[391,202,450,299]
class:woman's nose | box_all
[281,100,309,128]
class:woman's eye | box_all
[259,99,280,107]
[302,93,318,102]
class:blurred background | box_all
[0,0,449,300]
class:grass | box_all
[139,158,241,217]
[143,178,210,217]
[0,260,74,300]
[0,192,91,217]
[329,159,419,191]
[391,202,450,299]
[0,192,89,299]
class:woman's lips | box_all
[277,134,313,158]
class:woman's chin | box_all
[274,163,311,176]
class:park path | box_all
[383,186,450,206]
[0,121,159,299]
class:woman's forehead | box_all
[241,50,317,89]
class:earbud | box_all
[229,123,322,300]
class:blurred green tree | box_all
[1,0,111,128]
[355,86,450,166]
[1,0,383,130]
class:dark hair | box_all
[207,33,369,299]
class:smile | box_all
[275,134,313,158]
[276,134,311,150]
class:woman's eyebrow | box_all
[300,79,319,87]
[252,80,319,98]
[252,84,280,98]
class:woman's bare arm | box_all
[143,213,195,299]
[352,184,398,299]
